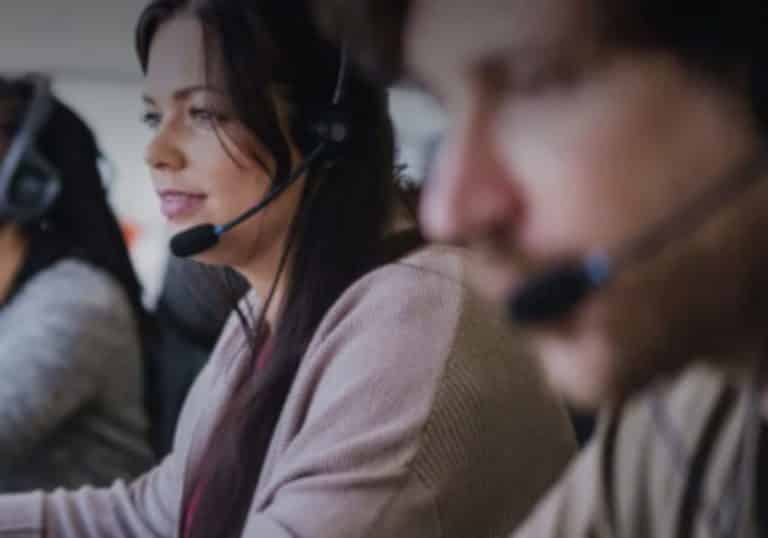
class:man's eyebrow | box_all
[471,43,567,84]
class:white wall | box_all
[0,1,146,80]
[390,87,445,183]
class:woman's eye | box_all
[141,111,161,129]
[190,107,226,127]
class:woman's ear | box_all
[0,221,28,285]
[271,90,307,165]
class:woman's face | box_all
[142,15,305,282]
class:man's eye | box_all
[516,59,587,96]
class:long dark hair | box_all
[137,1,406,536]
[0,77,148,346]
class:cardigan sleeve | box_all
[0,452,182,538]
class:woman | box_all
[0,76,154,491]
[0,1,575,536]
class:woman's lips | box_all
[157,190,207,220]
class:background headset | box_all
[0,75,62,224]
[170,46,351,258]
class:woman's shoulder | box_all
[372,243,465,286]
[327,243,514,351]
[305,242,527,391]
[345,243,466,309]
[318,244,466,337]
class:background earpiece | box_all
[0,75,62,224]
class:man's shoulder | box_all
[600,364,748,536]
[606,364,741,480]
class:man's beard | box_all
[594,175,768,402]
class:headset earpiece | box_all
[291,101,351,165]
[8,150,61,213]
[309,106,350,160]
[290,44,351,164]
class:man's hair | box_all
[313,0,412,83]
[315,0,768,131]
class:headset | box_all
[507,30,768,327]
[0,75,62,224]
[170,46,351,258]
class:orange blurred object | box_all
[121,221,140,250]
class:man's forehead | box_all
[406,0,595,83]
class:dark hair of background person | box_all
[313,0,412,84]
[0,77,152,361]
[136,1,422,536]
[314,0,768,132]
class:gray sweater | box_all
[0,259,153,492]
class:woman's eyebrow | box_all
[142,85,227,105]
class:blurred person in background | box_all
[0,1,576,536]
[316,0,768,536]
[0,75,153,491]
